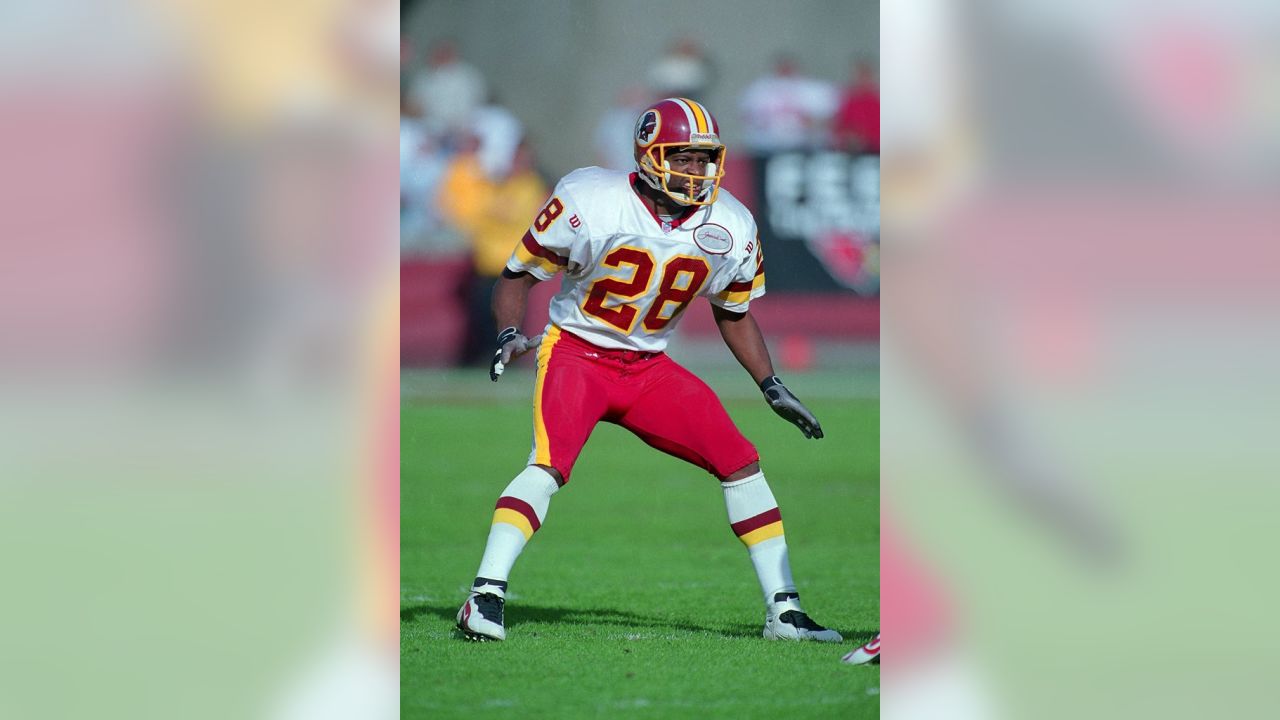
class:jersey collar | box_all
[630,172,701,233]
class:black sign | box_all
[752,151,880,295]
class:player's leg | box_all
[458,329,609,641]
[721,463,842,642]
[616,357,842,642]
[458,464,561,642]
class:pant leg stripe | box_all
[531,326,563,467]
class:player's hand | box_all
[760,376,824,439]
[489,327,542,381]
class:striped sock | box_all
[722,471,796,605]
[474,465,560,594]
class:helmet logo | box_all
[635,110,660,147]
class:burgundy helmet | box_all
[633,97,727,206]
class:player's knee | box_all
[723,462,761,482]
[534,464,565,486]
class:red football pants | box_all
[528,327,759,483]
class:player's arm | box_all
[488,269,543,381]
[712,304,774,384]
[712,305,823,439]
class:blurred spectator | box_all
[436,137,548,365]
[594,85,653,171]
[833,59,880,153]
[738,53,839,154]
[405,39,486,141]
[471,99,524,181]
[647,37,717,102]
[400,97,450,249]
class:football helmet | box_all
[633,97,726,206]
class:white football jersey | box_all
[506,167,765,352]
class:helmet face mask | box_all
[634,98,726,206]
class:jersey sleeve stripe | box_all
[513,242,562,275]
[521,231,568,266]
[723,272,765,294]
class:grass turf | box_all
[401,381,879,719]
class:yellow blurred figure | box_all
[438,137,548,364]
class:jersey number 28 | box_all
[582,247,710,333]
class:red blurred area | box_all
[0,86,182,372]
[400,257,879,366]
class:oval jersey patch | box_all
[693,223,733,255]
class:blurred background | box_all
[0,0,399,718]
[880,1,1280,719]
[400,0,880,379]
[4,0,1276,717]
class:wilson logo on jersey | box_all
[693,223,733,255]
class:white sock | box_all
[721,471,797,605]
[473,465,560,596]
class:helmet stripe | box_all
[680,97,709,134]
[669,98,700,136]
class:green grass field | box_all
[401,369,879,719]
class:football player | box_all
[455,98,841,644]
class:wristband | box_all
[759,375,784,393]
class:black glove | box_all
[489,327,542,381]
[760,376,824,439]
